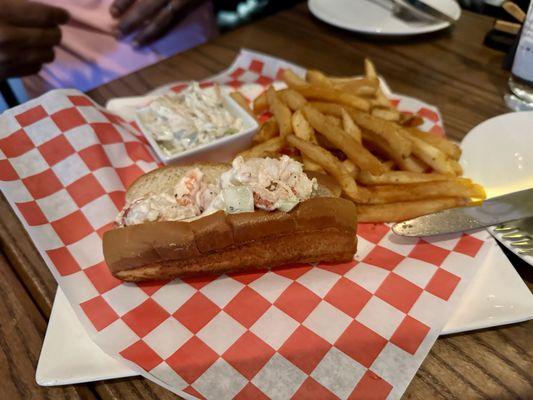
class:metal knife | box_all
[392,188,533,237]
[394,0,457,24]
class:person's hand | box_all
[110,0,203,47]
[0,1,69,80]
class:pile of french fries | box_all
[230,60,486,223]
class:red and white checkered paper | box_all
[0,49,491,400]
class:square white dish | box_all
[135,90,259,165]
[36,238,533,386]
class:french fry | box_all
[362,132,426,173]
[398,156,428,173]
[282,69,307,88]
[267,86,292,137]
[408,128,461,160]
[291,110,314,141]
[252,117,278,143]
[230,91,256,121]
[383,160,395,170]
[325,115,342,128]
[449,159,463,176]
[303,159,324,172]
[353,86,377,97]
[371,107,401,122]
[304,158,326,172]
[307,70,375,97]
[253,91,268,114]
[329,76,377,85]
[365,179,486,204]
[364,58,378,80]
[399,113,424,127]
[302,105,386,175]
[403,132,455,175]
[306,70,332,86]
[335,79,379,95]
[278,89,307,111]
[358,198,469,223]
[239,136,285,159]
[296,86,370,112]
[292,110,323,172]
[341,108,362,143]
[373,88,393,108]
[358,170,452,185]
[350,110,412,159]
[309,101,344,117]
[287,135,368,202]
[343,159,359,178]
[364,58,394,109]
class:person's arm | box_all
[0,0,69,80]
[110,0,207,47]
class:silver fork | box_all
[493,218,533,256]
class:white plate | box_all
[308,0,460,36]
[461,111,533,266]
[36,238,533,385]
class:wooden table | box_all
[3,4,533,399]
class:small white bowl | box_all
[135,91,259,165]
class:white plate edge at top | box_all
[308,0,458,36]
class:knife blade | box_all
[394,0,457,24]
[392,188,533,237]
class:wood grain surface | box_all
[6,3,533,399]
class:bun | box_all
[103,197,357,281]
[104,161,355,281]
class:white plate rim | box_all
[460,111,533,267]
[308,0,455,36]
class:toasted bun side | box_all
[126,163,229,203]
[103,197,357,281]
[113,228,356,281]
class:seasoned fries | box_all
[243,59,485,222]
[371,107,400,122]
[292,110,323,172]
[253,91,268,114]
[252,117,278,143]
[239,136,285,159]
[291,110,315,142]
[358,198,469,223]
[358,171,451,185]
[282,69,307,88]
[349,110,412,160]
[365,179,486,204]
[287,135,367,202]
[230,91,256,121]
[266,86,292,137]
[408,128,461,160]
[341,108,362,143]
[336,79,378,96]
[403,132,454,175]
[297,86,370,112]
[302,105,385,175]
[306,70,331,87]
[343,159,359,178]
[279,89,307,111]
[325,115,342,128]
